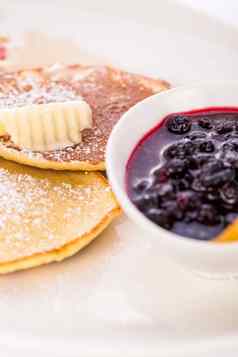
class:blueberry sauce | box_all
[126,107,238,241]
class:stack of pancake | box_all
[0,64,169,273]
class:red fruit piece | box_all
[0,45,7,60]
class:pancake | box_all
[0,158,120,273]
[0,64,170,170]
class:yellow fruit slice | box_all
[214,219,238,243]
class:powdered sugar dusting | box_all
[0,83,77,109]
[0,159,116,263]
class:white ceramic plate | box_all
[1,1,238,356]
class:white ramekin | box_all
[106,80,238,278]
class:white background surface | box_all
[0,1,238,356]
[179,0,238,27]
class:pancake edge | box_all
[0,173,121,273]
[0,145,106,170]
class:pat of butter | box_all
[0,100,92,151]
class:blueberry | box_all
[197,204,220,225]
[194,160,229,190]
[132,191,159,211]
[191,179,206,192]
[223,152,238,168]
[222,140,238,152]
[211,133,227,142]
[225,212,238,225]
[166,158,187,178]
[163,141,195,160]
[234,120,238,132]
[193,154,214,167]
[184,172,194,183]
[220,140,238,166]
[186,157,198,170]
[166,115,191,134]
[183,141,196,155]
[205,160,224,171]
[172,171,193,192]
[177,191,200,210]
[162,200,184,219]
[133,178,150,193]
[216,122,234,135]
[156,183,175,199]
[202,160,224,176]
[146,208,173,229]
[173,177,191,191]
[219,182,238,205]
[184,210,199,223]
[199,140,215,153]
[224,133,238,141]
[151,166,168,183]
[202,168,235,187]
[198,117,213,130]
[206,190,220,202]
[185,131,207,140]
[163,143,184,160]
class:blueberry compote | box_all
[126,108,238,241]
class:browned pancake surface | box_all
[0,65,170,168]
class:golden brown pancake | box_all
[0,64,170,170]
[0,158,120,273]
